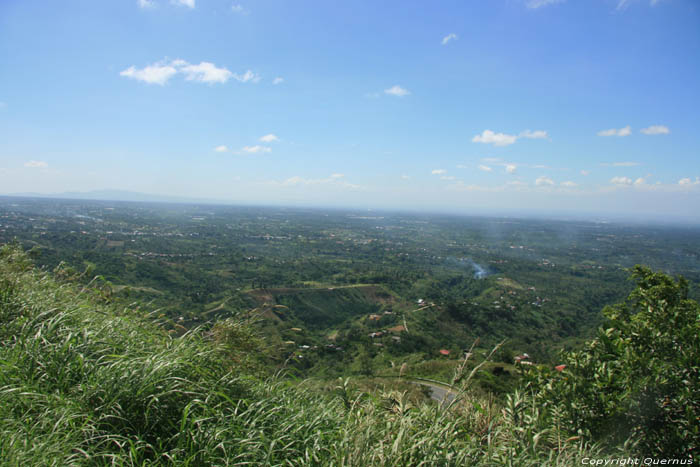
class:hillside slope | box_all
[0,244,601,465]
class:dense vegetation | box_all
[3,196,699,382]
[0,244,600,465]
[1,242,698,463]
[1,198,699,463]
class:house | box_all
[514,353,532,364]
[368,314,381,321]
[555,364,566,372]
[439,349,450,356]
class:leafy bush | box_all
[526,266,700,456]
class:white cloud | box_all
[441,33,458,45]
[233,70,261,83]
[172,0,194,8]
[602,161,639,167]
[138,0,156,8]
[24,160,48,169]
[272,77,284,85]
[471,128,549,147]
[180,61,232,84]
[431,169,447,175]
[640,125,670,135]
[598,126,631,137]
[678,177,700,186]
[634,177,647,186]
[519,129,548,139]
[505,164,517,174]
[526,0,564,8]
[616,0,632,10]
[231,4,247,14]
[611,176,633,185]
[120,62,178,85]
[259,134,279,143]
[242,145,271,154]
[561,181,577,187]
[441,176,456,181]
[535,176,555,186]
[478,165,493,172]
[214,145,229,152]
[472,130,517,147]
[384,85,410,97]
[401,174,411,180]
[281,174,361,190]
[120,59,243,85]
[580,170,590,176]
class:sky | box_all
[1,0,699,220]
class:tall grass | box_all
[0,244,600,465]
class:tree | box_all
[527,266,700,456]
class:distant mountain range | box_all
[3,190,228,205]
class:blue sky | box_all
[1,0,699,219]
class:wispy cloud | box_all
[441,33,458,45]
[242,145,271,154]
[214,145,229,152]
[401,174,411,180]
[272,77,284,85]
[120,61,179,85]
[431,169,447,175]
[172,0,195,8]
[526,0,564,9]
[640,125,670,135]
[580,170,590,176]
[384,85,410,97]
[519,129,548,139]
[472,129,548,147]
[561,181,577,187]
[120,59,245,85]
[611,176,633,185]
[601,161,639,167]
[24,160,48,169]
[597,126,631,137]
[138,0,156,8]
[478,165,493,172]
[535,176,555,186]
[231,4,248,14]
[232,70,261,83]
[472,130,517,147]
[180,61,232,83]
[678,177,700,186]
[505,164,517,174]
[440,175,456,181]
[281,173,361,190]
[616,0,632,10]
[259,134,279,143]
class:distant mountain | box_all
[4,190,227,205]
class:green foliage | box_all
[0,245,599,465]
[527,266,700,456]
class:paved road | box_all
[412,381,457,406]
